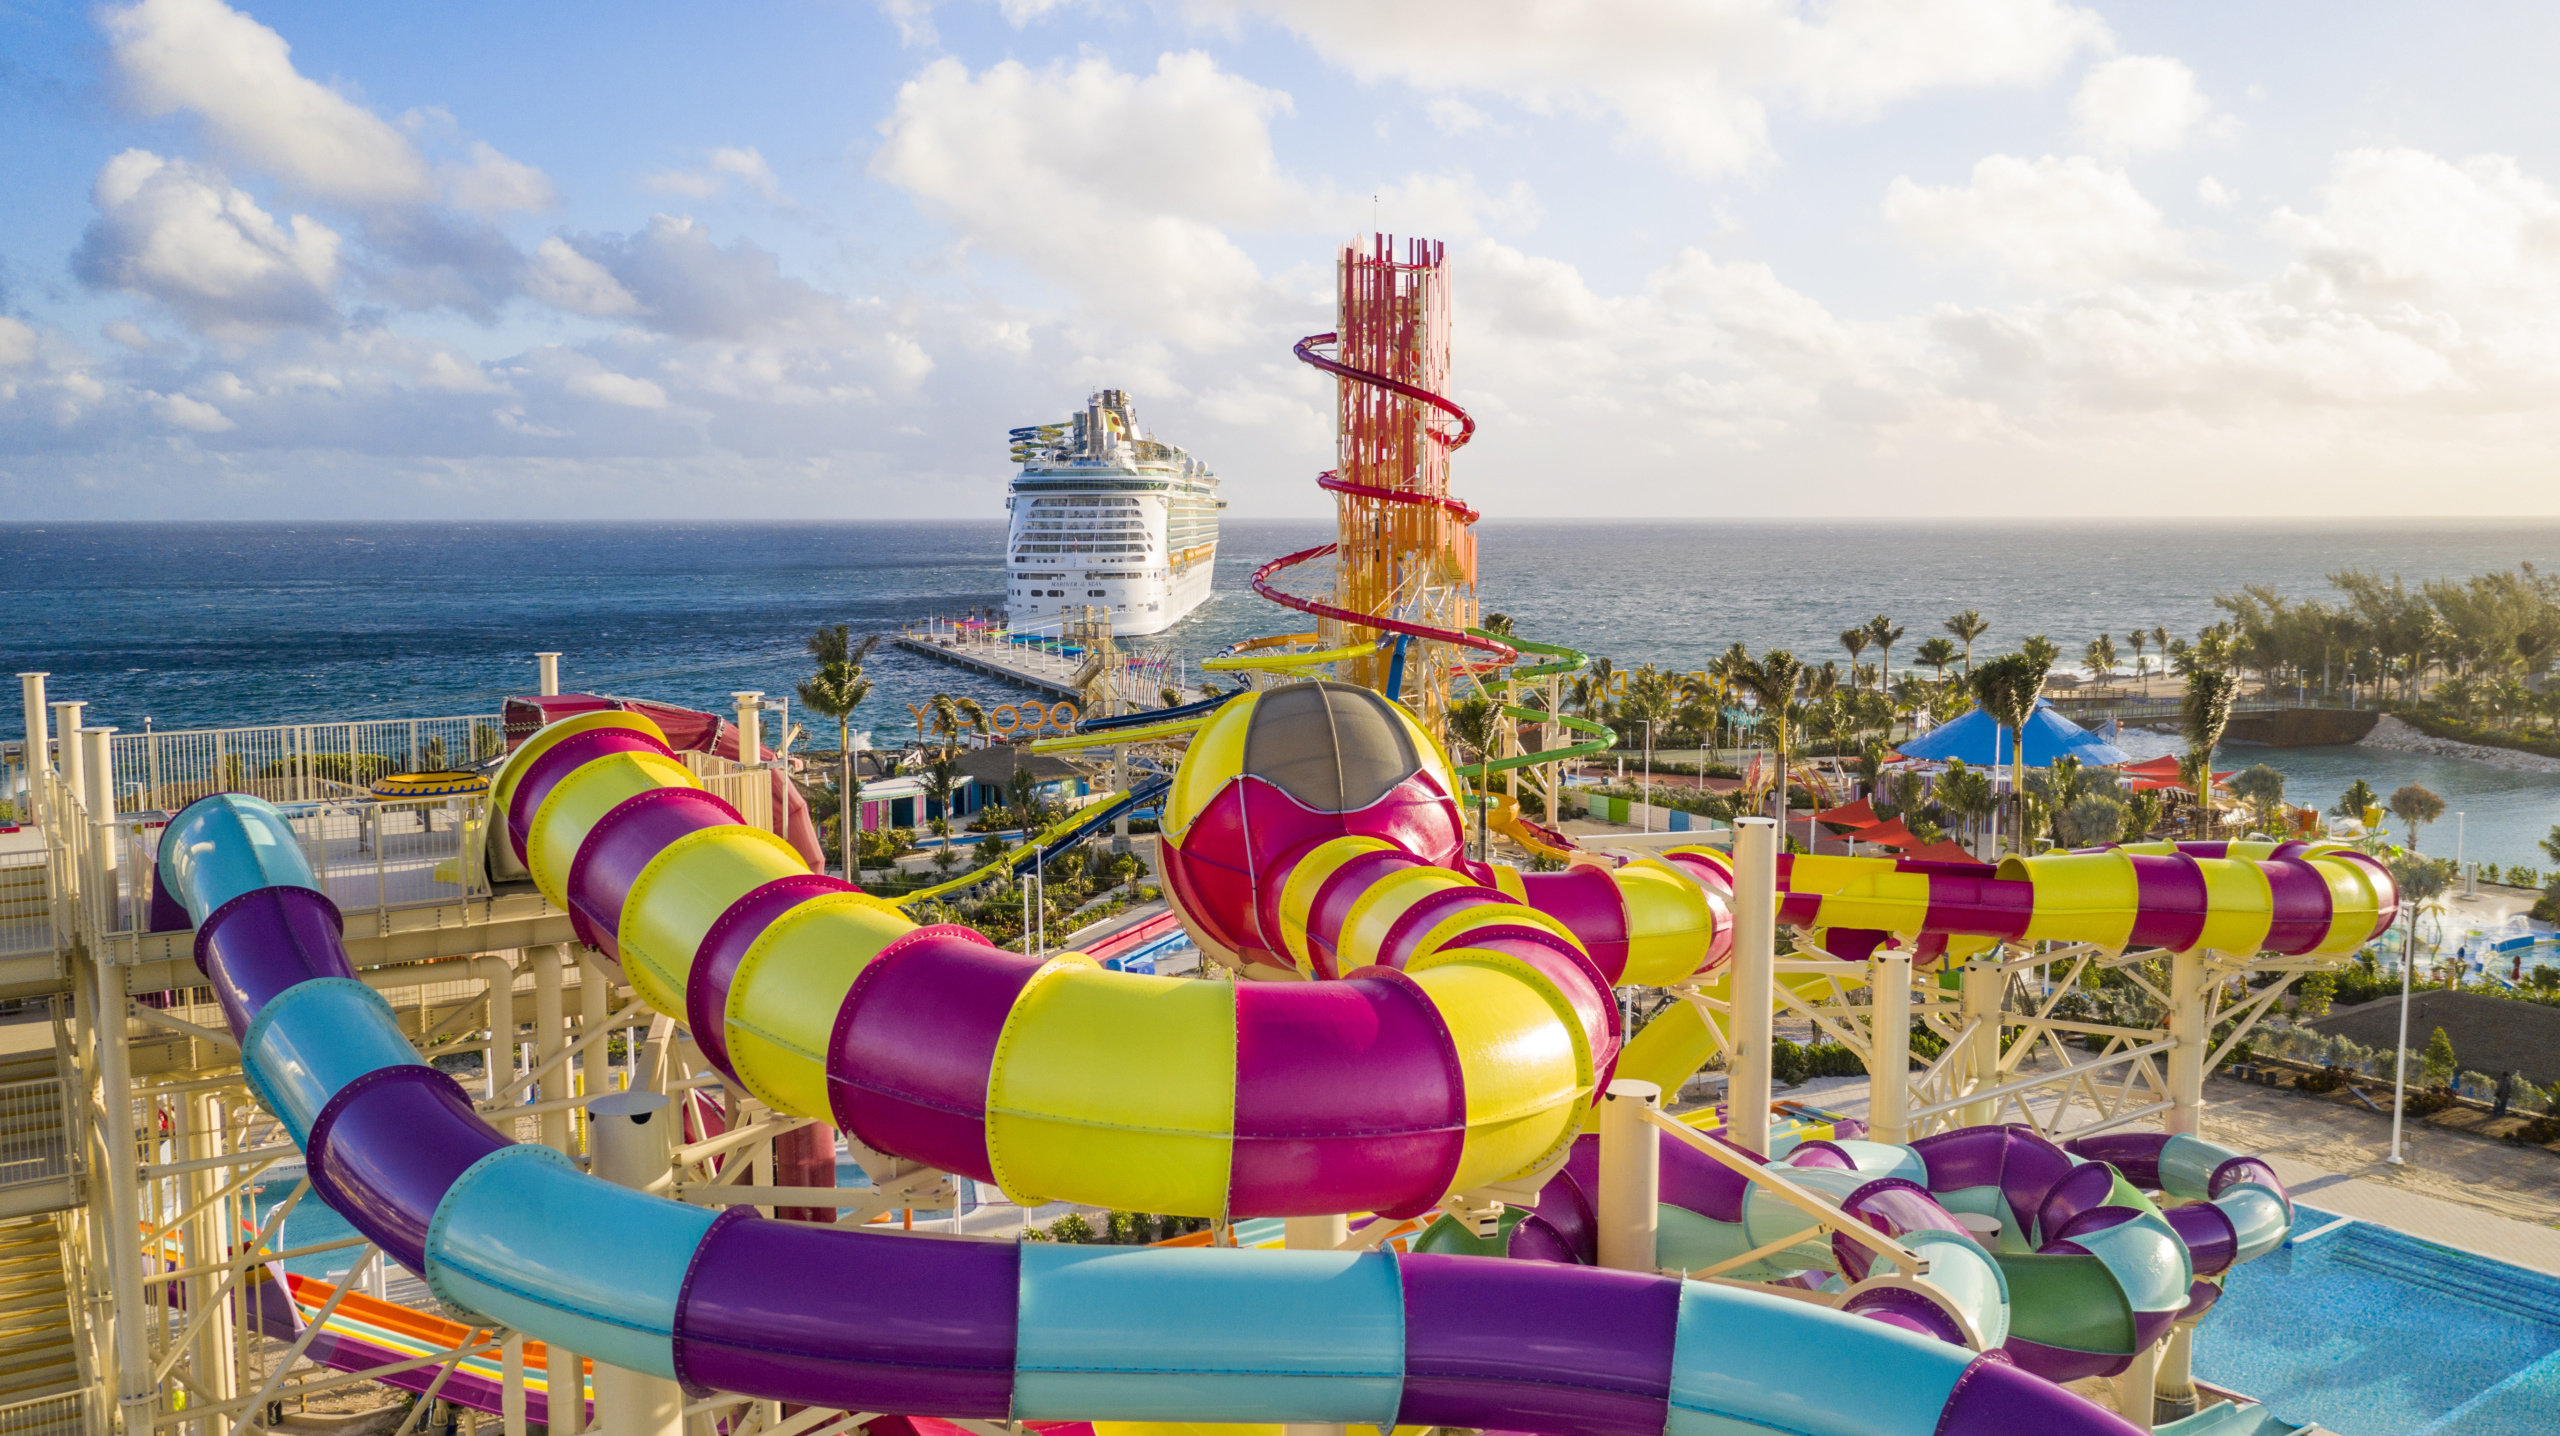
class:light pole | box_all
[2388,899,2432,1166]
[1642,719,1654,834]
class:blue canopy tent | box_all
[1898,698,2130,768]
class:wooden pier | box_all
[893,620,1184,713]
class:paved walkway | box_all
[2259,1154,2560,1276]
[1747,1073,2560,1275]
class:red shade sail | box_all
[1814,797,1880,829]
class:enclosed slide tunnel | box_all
[158,707,2151,1436]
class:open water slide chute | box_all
[159,699,2148,1436]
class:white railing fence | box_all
[0,1390,90,1436]
[108,717,504,815]
[0,1079,72,1193]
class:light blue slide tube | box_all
[1823,1140,1931,1186]
[1658,1206,1829,1280]
[2216,1185,2292,1264]
[2056,1213,2191,1316]
[1666,1281,1969,1436]
[238,979,427,1146]
[2156,1133,2232,1199]
[1900,1232,2011,1348]
[160,798,322,923]
[1013,1245,1405,1424]
[425,1145,718,1378]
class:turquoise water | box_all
[2196,1208,2560,1435]
[2110,729,2560,875]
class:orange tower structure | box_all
[1253,236,1515,729]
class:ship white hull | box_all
[1006,550,1214,637]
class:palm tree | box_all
[2181,669,2239,839]
[797,625,880,877]
[2126,629,2149,681]
[1938,760,1995,851]
[1732,649,1805,822]
[1867,616,1905,691]
[2150,626,2171,674]
[1916,637,1957,682]
[925,693,990,758]
[1970,653,2046,854]
[1944,610,1991,678]
[1447,696,1500,856]
[2389,783,2446,851]
[1839,626,1871,681]
[2086,633,2118,685]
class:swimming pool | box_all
[2194,1207,2560,1435]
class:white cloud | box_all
[1885,155,2212,288]
[102,321,160,351]
[1426,96,1490,136]
[641,147,788,204]
[152,391,235,431]
[2267,148,2560,308]
[2071,55,2223,158]
[0,319,35,367]
[442,141,558,212]
[101,0,436,205]
[872,52,1299,347]
[2197,176,2234,208]
[551,215,871,343]
[525,236,641,316]
[72,150,343,335]
[1187,0,2110,176]
[567,370,669,408]
[417,350,502,392]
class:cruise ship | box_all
[1005,389,1223,637]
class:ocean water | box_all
[2109,729,2560,876]
[5,518,2557,862]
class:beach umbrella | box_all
[1894,698,2129,768]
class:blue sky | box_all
[5,0,2559,520]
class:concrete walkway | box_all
[2260,1155,2560,1276]
[1749,1072,2560,1276]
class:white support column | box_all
[534,946,569,1154]
[82,728,119,897]
[732,693,764,769]
[587,1092,684,1436]
[1868,951,1912,1145]
[14,673,45,827]
[2111,1335,2162,1432]
[1727,817,1777,1155]
[579,948,614,1106]
[1596,1079,1661,1271]
[90,952,151,1433]
[536,653,561,697]
[2154,1320,2199,1424]
[531,948,583,1431]
[502,1333,528,1436]
[1959,956,2004,1129]
[50,703,84,820]
[188,1092,238,1426]
[2166,948,2209,1136]
[486,956,517,1103]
